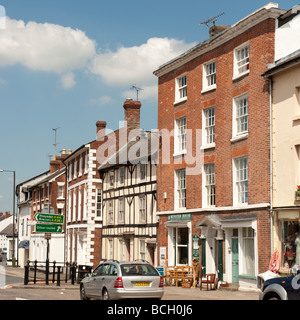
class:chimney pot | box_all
[68,149,72,155]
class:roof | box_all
[263,48,300,77]
[153,3,285,77]
[28,167,66,189]
[98,130,159,171]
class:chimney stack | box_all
[123,98,141,133]
[209,25,230,38]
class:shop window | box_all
[241,227,255,276]
[282,221,300,267]
[173,227,188,265]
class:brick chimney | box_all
[123,98,141,133]
[5,211,11,218]
[209,25,230,38]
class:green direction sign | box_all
[35,224,63,233]
[192,234,200,259]
[34,213,64,224]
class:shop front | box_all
[272,210,300,273]
[164,213,192,266]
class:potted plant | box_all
[296,185,300,201]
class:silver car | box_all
[80,260,164,300]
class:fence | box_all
[24,260,92,286]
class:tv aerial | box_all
[199,12,225,28]
[130,84,143,101]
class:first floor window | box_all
[234,157,248,204]
[235,94,248,135]
[108,200,114,224]
[139,196,146,223]
[96,188,102,218]
[204,163,215,206]
[175,117,187,153]
[176,169,186,209]
[119,198,125,223]
[203,106,215,145]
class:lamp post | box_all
[0,169,16,266]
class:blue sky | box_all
[0,0,297,213]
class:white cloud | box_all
[60,72,76,89]
[89,95,113,105]
[0,17,96,87]
[89,37,196,98]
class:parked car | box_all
[80,260,164,300]
[259,266,300,300]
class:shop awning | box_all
[220,214,257,230]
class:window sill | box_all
[174,97,187,106]
[201,84,216,94]
[201,143,215,150]
[232,70,249,81]
[173,150,187,158]
[230,133,248,143]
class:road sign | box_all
[34,213,64,224]
[35,224,63,233]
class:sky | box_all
[0,0,297,213]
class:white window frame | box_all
[233,42,249,79]
[78,189,82,220]
[202,106,215,148]
[174,117,187,155]
[202,60,216,92]
[109,171,114,188]
[175,168,186,210]
[83,187,87,220]
[203,163,215,207]
[78,156,83,177]
[73,191,77,221]
[118,198,125,223]
[232,93,248,141]
[175,74,187,104]
[241,227,255,276]
[108,239,114,260]
[73,159,77,180]
[139,196,146,223]
[108,200,114,225]
[84,153,88,174]
[57,185,64,199]
[96,188,102,218]
[233,156,248,205]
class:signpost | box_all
[34,213,64,224]
[193,234,200,260]
[35,224,63,233]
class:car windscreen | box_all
[121,264,159,277]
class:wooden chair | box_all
[200,273,216,290]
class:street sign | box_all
[35,224,63,233]
[34,213,64,224]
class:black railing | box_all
[24,260,92,286]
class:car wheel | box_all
[80,284,90,300]
[102,288,110,300]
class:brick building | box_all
[153,3,286,289]
[63,125,105,268]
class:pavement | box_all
[2,266,260,299]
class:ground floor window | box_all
[172,227,188,265]
[241,227,255,276]
[281,221,300,267]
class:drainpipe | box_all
[269,78,273,254]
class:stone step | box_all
[218,282,239,291]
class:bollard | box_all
[45,259,49,285]
[33,260,37,284]
[52,261,56,284]
[57,266,61,286]
[24,265,29,285]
